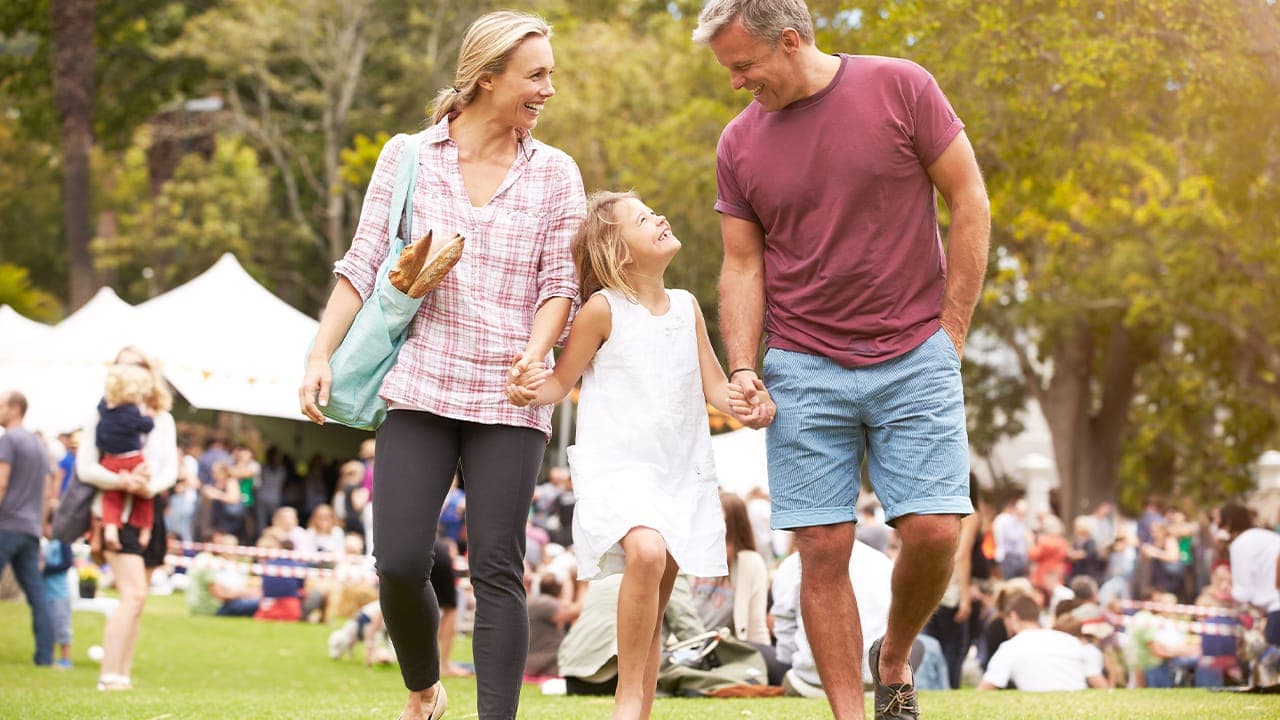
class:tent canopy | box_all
[0,254,318,435]
[134,254,317,422]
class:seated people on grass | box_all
[773,540,949,695]
[187,533,261,617]
[978,595,1109,691]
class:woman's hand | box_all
[299,356,332,424]
[506,357,550,407]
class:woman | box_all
[306,503,346,556]
[76,346,178,691]
[299,11,583,719]
[691,493,775,681]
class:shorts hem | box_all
[771,507,856,531]
[882,497,974,526]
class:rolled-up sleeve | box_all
[536,157,585,312]
[333,134,406,301]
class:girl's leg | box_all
[613,528,671,720]
[372,411,459,717]
[458,422,545,720]
[100,551,147,684]
[639,556,680,720]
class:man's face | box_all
[0,395,11,425]
[708,21,800,112]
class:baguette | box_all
[388,229,433,294]
[407,233,465,297]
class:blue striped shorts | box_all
[763,327,973,528]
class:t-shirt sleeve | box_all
[1082,643,1105,678]
[910,70,965,169]
[981,644,1013,688]
[0,434,13,466]
[713,130,760,224]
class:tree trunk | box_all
[1033,317,1145,521]
[1040,319,1092,521]
[51,0,97,309]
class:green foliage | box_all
[0,112,65,296]
[92,129,309,302]
[840,0,1280,510]
[536,7,743,339]
[0,262,62,321]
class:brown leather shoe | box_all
[869,637,919,720]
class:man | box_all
[991,498,1031,579]
[978,595,1108,691]
[1220,502,1280,650]
[0,391,55,665]
[694,2,989,718]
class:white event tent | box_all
[0,255,317,436]
[133,254,318,423]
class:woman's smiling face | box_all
[486,34,556,132]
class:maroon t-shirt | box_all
[715,54,964,367]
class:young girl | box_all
[96,363,156,550]
[508,190,772,719]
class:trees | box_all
[92,130,308,302]
[847,0,1280,513]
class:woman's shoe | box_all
[425,682,447,720]
[96,674,132,691]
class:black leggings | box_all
[373,410,544,720]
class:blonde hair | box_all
[692,0,815,45]
[114,345,173,413]
[574,191,640,301]
[104,363,154,407]
[340,460,365,484]
[430,11,552,124]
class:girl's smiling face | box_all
[617,197,680,267]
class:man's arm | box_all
[1086,674,1111,689]
[719,214,767,373]
[927,130,990,359]
[0,460,10,505]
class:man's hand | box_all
[939,318,966,360]
[727,372,776,429]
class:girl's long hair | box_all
[573,190,639,301]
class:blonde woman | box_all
[77,346,178,691]
[299,10,585,720]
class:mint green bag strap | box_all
[314,131,426,430]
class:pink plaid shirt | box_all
[334,119,585,436]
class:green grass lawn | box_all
[0,592,1270,719]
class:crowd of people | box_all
[6,396,1280,700]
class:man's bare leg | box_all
[875,514,960,686]
[795,522,864,720]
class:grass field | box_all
[0,592,1270,719]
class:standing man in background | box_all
[695,1,989,718]
[0,391,55,666]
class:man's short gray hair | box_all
[692,0,815,46]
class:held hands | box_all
[506,351,551,407]
[727,371,776,429]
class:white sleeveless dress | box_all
[567,289,728,580]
